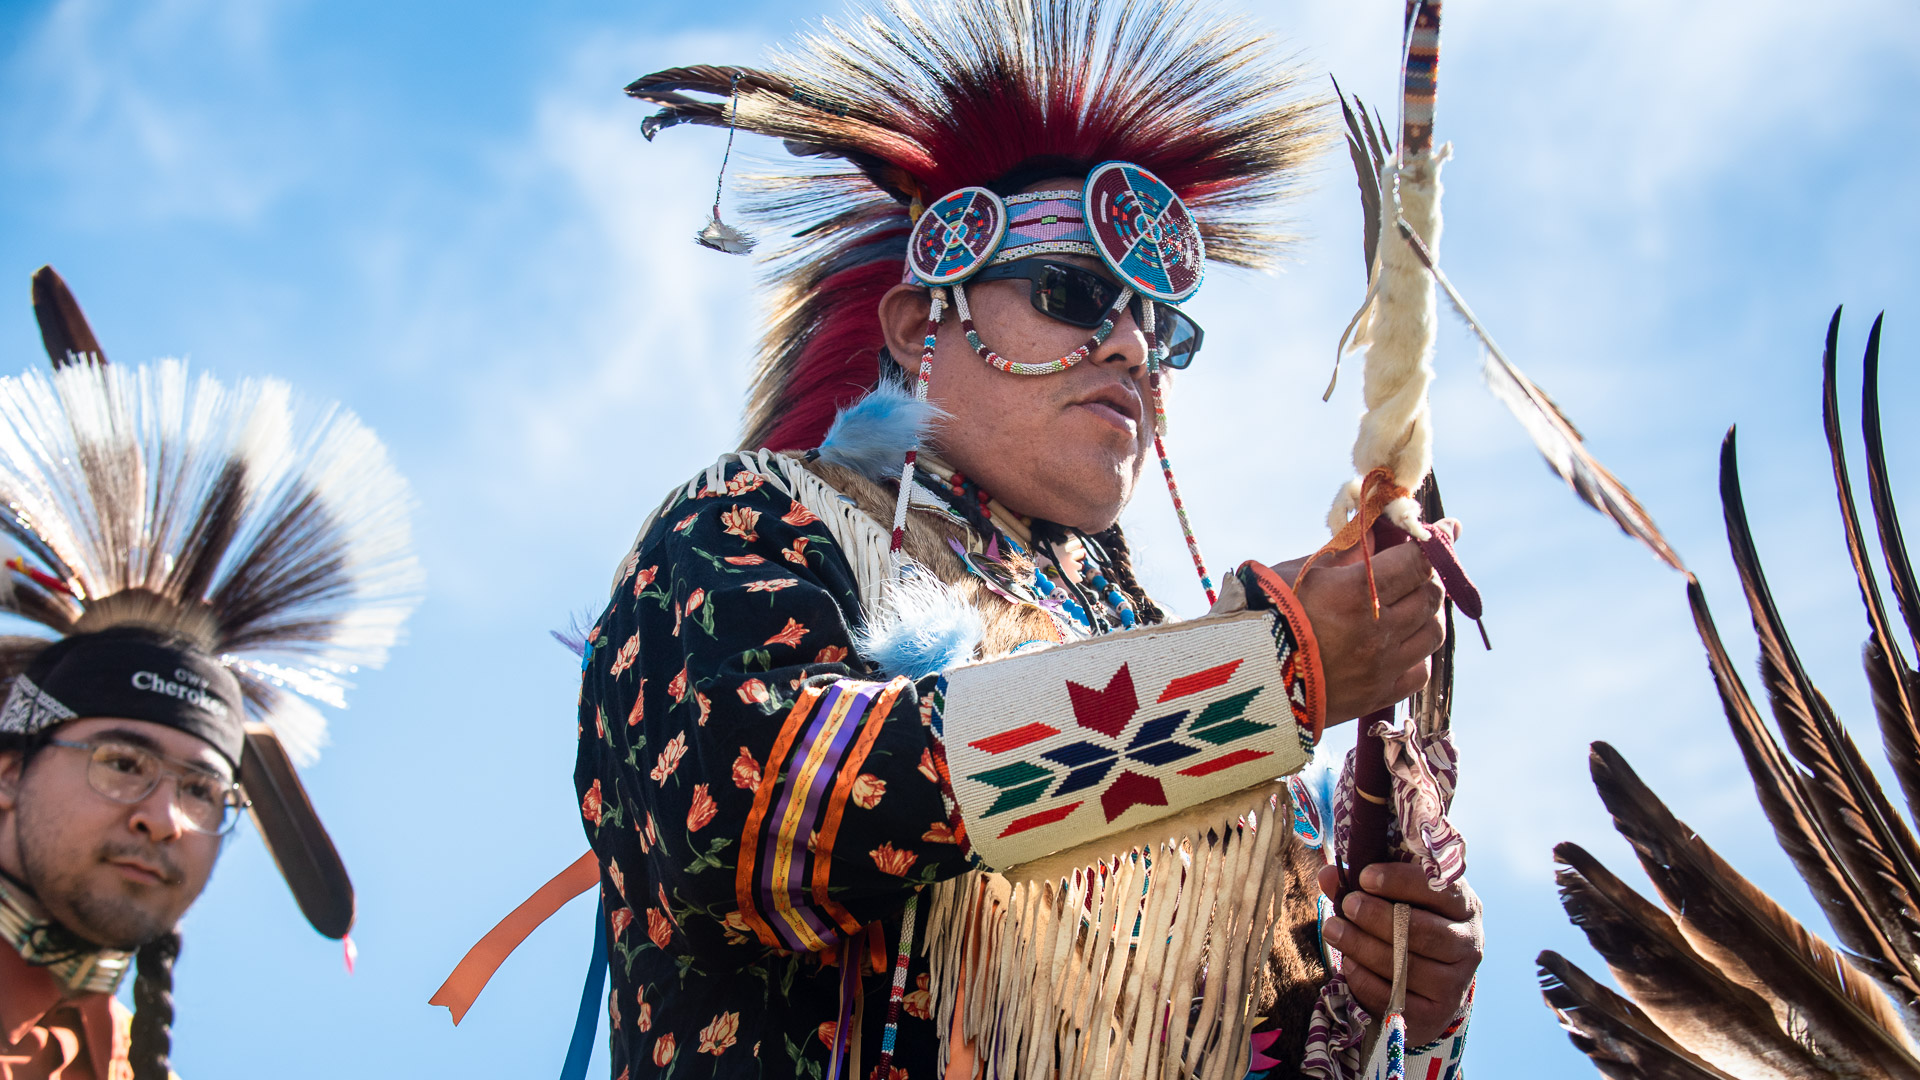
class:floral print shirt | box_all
[576,460,970,1080]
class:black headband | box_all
[0,628,246,768]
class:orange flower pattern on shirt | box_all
[764,618,808,648]
[610,633,640,677]
[903,973,933,1020]
[719,506,760,542]
[870,842,917,877]
[697,1011,741,1056]
[686,783,718,832]
[732,746,762,790]
[647,907,674,951]
[721,909,753,946]
[650,731,687,784]
[575,458,974,1080]
[851,773,886,810]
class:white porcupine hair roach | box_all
[0,358,423,765]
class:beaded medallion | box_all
[1083,161,1205,303]
[908,186,1008,285]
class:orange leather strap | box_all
[1240,560,1328,742]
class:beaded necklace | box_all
[912,458,1138,633]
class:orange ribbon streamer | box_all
[430,850,601,1024]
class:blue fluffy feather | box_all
[814,383,944,481]
[853,567,983,681]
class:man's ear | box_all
[877,284,936,377]
[0,750,24,814]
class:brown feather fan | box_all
[1543,310,1920,1076]
[1539,949,1740,1080]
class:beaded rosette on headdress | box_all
[627,0,1327,606]
[888,162,1218,595]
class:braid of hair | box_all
[130,931,180,1080]
[1091,524,1166,626]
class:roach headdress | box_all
[2,267,423,943]
[630,0,1327,603]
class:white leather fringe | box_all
[921,784,1291,1080]
[617,449,897,613]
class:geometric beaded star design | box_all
[942,612,1305,869]
[966,657,1273,838]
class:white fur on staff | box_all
[1329,142,1451,541]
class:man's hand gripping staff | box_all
[1296,0,1689,1066]
[1286,1,1486,1067]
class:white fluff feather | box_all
[852,560,983,681]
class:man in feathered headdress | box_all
[578,1,1482,1077]
[0,272,420,1080]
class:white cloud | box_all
[2,0,305,225]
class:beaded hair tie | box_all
[1141,301,1215,603]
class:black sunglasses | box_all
[970,258,1205,369]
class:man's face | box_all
[880,178,1165,533]
[0,717,227,950]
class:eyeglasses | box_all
[45,739,246,835]
[969,258,1206,369]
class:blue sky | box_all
[3,0,1918,1076]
